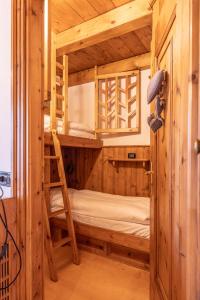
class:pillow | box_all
[147,70,165,104]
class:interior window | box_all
[0,0,12,198]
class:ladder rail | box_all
[44,131,79,282]
[52,130,79,265]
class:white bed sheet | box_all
[50,188,150,239]
[68,129,95,139]
[72,213,149,239]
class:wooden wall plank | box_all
[61,146,150,197]
[69,53,150,86]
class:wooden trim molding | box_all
[15,0,44,299]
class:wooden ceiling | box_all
[51,0,134,33]
[68,25,151,74]
[52,0,152,74]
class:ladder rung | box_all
[44,182,64,188]
[56,94,64,101]
[49,209,68,218]
[56,79,64,86]
[56,62,64,70]
[56,109,64,116]
[53,237,72,249]
[44,156,60,160]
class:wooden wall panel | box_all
[60,145,150,197]
[67,28,151,74]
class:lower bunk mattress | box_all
[50,188,150,239]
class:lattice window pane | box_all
[96,70,140,134]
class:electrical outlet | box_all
[128,153,136,159]
[0,172,11,187]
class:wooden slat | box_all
[44,182,64,188]
[53,237,72,249]
[49,209,68,218]
[51,1,84,33]
[126,75,129,127]
[44,155,60,160]
[135,70,141,130]
[115,76,119,127]
[56,1,152,55]
[95,66,99,132]
[105,79,108,128]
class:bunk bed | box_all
[44,33,103,149]
[44,32,150,271]
[50,188,150,268]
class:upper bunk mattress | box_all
[44,115,95,139]
[50,188,150,239]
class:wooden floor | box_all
[45,246,150,300]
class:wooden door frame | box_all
[13,0,44,299]
[12,0,200,299]
[150,0,200,299]
[185,0,200,298]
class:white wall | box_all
[68,82,95,129]
[68,69,150,146]
[0,1,12,197]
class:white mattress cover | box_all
[44,115,95,138]
[68,129,95,139]
[51,188,150,225]
[50,189,150,238]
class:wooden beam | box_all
[69,53,150,86]
[44,132,103,149]
[44,0,51,101]
[56,1,152,55]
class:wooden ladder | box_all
[44,130,79,282]
[51,32,69,135]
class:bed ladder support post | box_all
[50,32,57,131]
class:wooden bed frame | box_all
[44,25,149,272]
[44,132,103,149]
[51,217,150,270]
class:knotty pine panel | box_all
[59,145,150,197]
